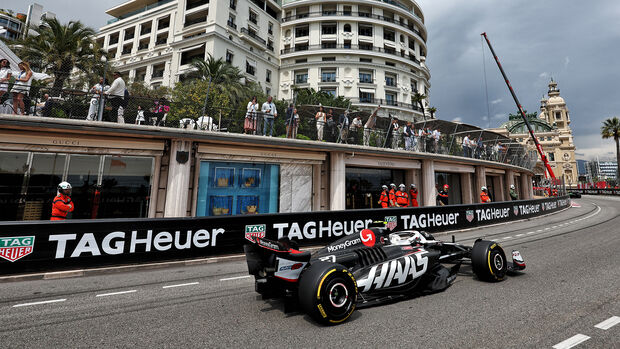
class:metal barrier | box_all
[0,196,570,275]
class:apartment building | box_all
[97,0,429,120]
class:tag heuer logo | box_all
[465,210,475,222]
[513,206,519,216]
[384,216,397,231]
[245,224,266,242]
[0,236,35,262]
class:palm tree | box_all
[15,18,98,95]
[601,116,620,178]
[428,106,437,119]
[411,91,427,120]
[188,54,247,103]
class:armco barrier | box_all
[572,189,620,196]
[0,196,570,276]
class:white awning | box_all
[179,44,205,52]
[246,59,257,68]
[359,88,375,93]
[383,41,396,48]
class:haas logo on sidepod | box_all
[360,229,376,247]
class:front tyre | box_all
[471,240,507,282]
[298,261,357,325]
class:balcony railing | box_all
[227,20,237,29]
[240,27,267,45]
[106,0,175,24]
[186,0,209,10]
[351,98,422,111]
[281,44,420,64]
[281,10,425,41]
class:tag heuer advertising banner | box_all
[0,196,570,275]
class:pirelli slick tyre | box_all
[298,261,357,325]
[471,240,507,282]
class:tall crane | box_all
[481,32,556,180]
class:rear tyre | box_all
[298,261,357,325]
[471,240,507,282]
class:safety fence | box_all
[571,189,620,196]
[1,86,537,170]
[0,196,570,275]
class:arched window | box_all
[343,24,351,32]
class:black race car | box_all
[244,225,526,325]
[568,191,582,198]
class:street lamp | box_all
[97,55,108,121]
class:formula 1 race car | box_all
[244,225,526,325]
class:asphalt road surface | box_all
[1,196,618,348]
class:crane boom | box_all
[481,32,556,180]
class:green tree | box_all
[127,81,171,99]
[168,79,230,127]
[292,87,351,109]
[428,106,437,119]
[601,116,620,178]
[15,18,100,95]
[411,91,427,120]
[187,54,248,103]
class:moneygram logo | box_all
[360,229,376,247]
[245,224,266,242]
[0,236,35,262]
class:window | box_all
[268,22,273,35]
[181,45,205,65]
[343,6,352,16]
[384,45,396,54]
[295,58,307,63]
[360,58,372,63]
[322,57,336,61]
[322,4,336,15]
[322,23,337,35]
[295,25,309,37]
[321,69,336,82]
[266,87,271,95]
[267,39,274,51]
[109,33,119,45]
[295,70,308,84]
[383,29,395,41]
[226,50,234,63]
[555,111,562,120]
[358,6,372,17]
[385,61,395,67]
[321,41,336,49]
[266,69,272,83]
[359,25,372,37]
[385,74,396,87]
[548,152,555,161]
[344,24,351,32]
[359,90,374,103]
[321,88,336,96]
[229,0,236,9]
[140,22,151,35]
[343,40,351,49]
[158,16,170,30]
[385,93,396,105]
[249,10,258,25]
[246,60,256,75]
[411,80,418,92]
[124,28,135,41]
[187,0,209,10]
[359,70,373,83]
[227,14,236,28]
[359,43,373,50]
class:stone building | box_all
[490,80,578,186]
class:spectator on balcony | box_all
[0,59,11,105]
[349,114,362,144]
[475,136,483,159]
[389,118,400,149]
[411,125,419,151]
[338,109,350,143]
[363,105,380,146]
[87,77,109,121]
[10,61,33,115]
[497,141,507,162]
[417,127,427,152]
[244,96,258,134]
[432,128,441,153]
[403,121,412,151]
[462,134,471,158]
[315,105,327,141]
[36,93,53,117]
[285,103,294,138]
[261,95,277,137]
[105,71,126,122]
[288,107,299,139]
[424,127,434,153]
[326,111,338,142]
[135,105,145,125]
[151,98,170,126]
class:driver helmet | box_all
[382,185,388,190]
[58,181,72,196]
[481,186,488,191]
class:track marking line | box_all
[13,298,66,308]
[552,226,558,228]
[526,231,536,235]
[502,236,513,240]
[536,229,543,233]
[162,282,199,289]
[96,290,137,297]
[594,316,620,330]
[515,234,525,237]
[220,275,251,281]
[552,334,590,349]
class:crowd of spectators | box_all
[0,59,34,115]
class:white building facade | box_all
[97,0,430,120]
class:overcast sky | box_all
[5,0,619,160]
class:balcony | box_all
[281,44,421,65]
[106,0,175,24]
[240,27,267,45]
[186,0,209,11]
[281,10,426,42]
[227,20,237,29]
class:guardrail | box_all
[0,196,570,275]
[571,189,620,196]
